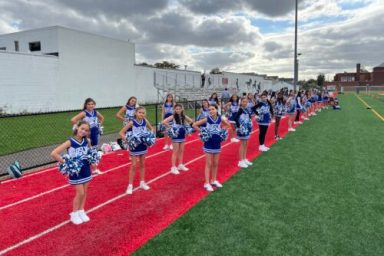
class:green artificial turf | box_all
[0,104,197,156]
[135,94,384,256]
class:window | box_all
[29,41,41,52]
[0,47,6,51]
[14,41,19,51]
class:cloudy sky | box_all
[1,0,383,80]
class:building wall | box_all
[0,52,59,113]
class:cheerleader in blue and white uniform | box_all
[51,121,94,225]
[71,98,104,174]
[193,105,230,192]
[246,93,256,113]
[286,91,297,132]
[119,107,155,195]
[294,91,303,124]
[116,96,137,126]
[252,92,274,152]
[274,92,286,140]
[162,94,175,150]
[163,103,193,175]
[224,94,240,143]
[197,99,210,127]
[317,92,323,112]
[234,97,253,168]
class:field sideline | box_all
[135,94,384,256]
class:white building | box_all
[0,26,294,114]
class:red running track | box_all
[0,116,298,255]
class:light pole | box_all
[293,0,298,92]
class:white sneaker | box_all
[263,145,270,151]
[238,160,248,168]
[231,138,240,143]
[178,164,189,171]
[304,118,309,120]
[70,211,83,225]
[294,121,298,124]
[170,166,180,175]
[169,144,173,150]
[77,210,90,222]
[288,128,296,132]
[298,121,303,124]
[204,183,214,192]
[211,180,223,188]
[140,181,150,190]
[163,145,169,150]
[94,169,102,175]
[244,159,253,166]
[126,184,133,194]
[259,145,269,152]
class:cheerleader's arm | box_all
[234,108,243,128]
[221,116,231,129]
[97,111,105,125]
[162,115,174,128]
[50,140,71,164]
[145,118,155,133]
[192,118,207,133]
[116,106,126,121]
[119,122,133,142]
[71,111,86,125]
[185,115,194,124]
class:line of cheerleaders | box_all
[51,89,331,225]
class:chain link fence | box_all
[0,100,202,176]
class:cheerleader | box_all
[302,91,310,121]
[246,93,256,113]
[162,104,193,175]
[71,98,104,174]
[286,91,297,132]
[197,99,210,126]
[234,97,253,168]
[119,107,155,195]
[294,91,303,124]
[116,96,137,125]
[252,92,274,152]
[209,92,221,114]
[274,92,286,140]
[51,121,93,225]
[162,94,175,150]
[224,94,240,143]
[193,105,230,192]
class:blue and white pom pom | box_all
[237,126,250,137]
[141,130,156,147]
[126,132,142,151]
[87,147,101,164]
[219,128,228,142]
[7,161,22,179]
[167,126,179,139]
[199,127,212,142]
[184,124,194,135]
[58,154,84,176]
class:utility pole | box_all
[294,0,298,92]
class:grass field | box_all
[0,104,197,156]
[135,94,384,256]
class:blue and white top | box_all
[83,110,99,129]
[286,98,297,114]
[253,102,272,126]
[163,102,174,119]
[198,107,209,127]
[228,102,240,122]
[124,104,136,123]
[171,123,186,143]
[203,115,222,154]
[208,98,219,106]
[235,108,253,140]
[247,101,255,114]
[130,119,148,156]
[67,137,92,185]
[274,101,286,117]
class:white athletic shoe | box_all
[77,210,90,222]
[231,138,240,143]
[288,128,296,132]
[163,144,169,150]
[169,144,173,150]
[70,211,83,225]
[259,145,269,152]
[238,160,248,168]
[94,169,102,175]
[304,118,309,120]
[298,121,303,124]
[126,184,133,194]
[204,183,214,192]
[178,164,189,171]
[211,180,223,188]
[244,159,253,166]
[170,166,180,175]
[140,181,150,190]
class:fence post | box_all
[194,100,198,120]
[155,103,158,136]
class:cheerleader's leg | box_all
[205,153,213,184]
[211,153,220,182]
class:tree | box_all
[137,62,152,67]
[154,61,180,69]
[210,67,222,74]
[317,73,325,88]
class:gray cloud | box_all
[194,51,255,70]
[263,41,284,52]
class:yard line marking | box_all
[356,94,384,122]
[0,130,258,256]
[0,138,201,211]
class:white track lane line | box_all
[0,138,201,211]
[0,130,259,256]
